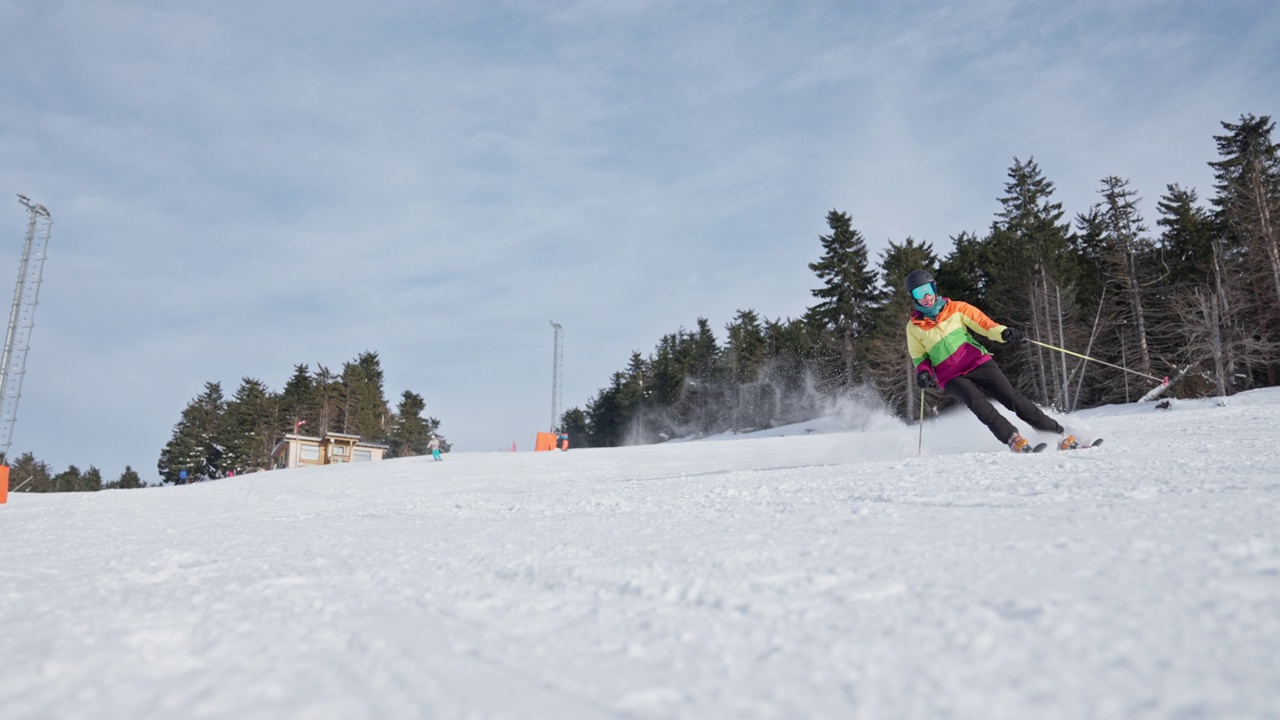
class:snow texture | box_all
[2,389,1278,719]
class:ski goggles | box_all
[911,282,937,302]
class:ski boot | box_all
[1008,433,1032,453]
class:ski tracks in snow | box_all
[0,391,1278,718]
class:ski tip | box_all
[1090,438,1104,447]
[1032,442,1049,453]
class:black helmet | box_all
[904,269,934,292]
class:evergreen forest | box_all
[155,351,444,484]
[1,350,444,491]
[562,115,1280,449]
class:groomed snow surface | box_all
[2,390,1279,720]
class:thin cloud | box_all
[0,1,1275,479]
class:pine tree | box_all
[648,331,691,407]
[52,465,82,493]
[724,309,768,385]
[689,318,720,383]
[620,351,651,444]
[987,157,1079,408]
[1209,114,1280,385]
[1157,185,1218,285]
[1158,184,1257,396]
[1071,176,1160,403]
[761,316,817,421]
[217,378,278,475]
[42,465,100,493]
[578,352,655,447]
[645,329,698,440]
[106,466,145,490]
[341,352,390,441]
[559,407,589,449]
[685,318,723,435]
[280,364,319,436]
[158,382,225,483]
[723,309,772,431]
[1210,114,1280,309]
[935,231,988,306]
[8,452,52,493]
[807,209,879,387]
[387,390,434,458]
[313,365,344,435]
[649,319,725,438]
[865,237,939,419]
[584,372,628,447]
[1068,207,1120,407]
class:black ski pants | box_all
[943,361,1063,445]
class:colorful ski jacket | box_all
[906,299,1008,388]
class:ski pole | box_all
[917,389,926,456]
[1027,339,1167,385]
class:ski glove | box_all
[1002,327,1025,345]
[916,370,936,389]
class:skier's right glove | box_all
[916,370,936,389]
[1002,327,1025,345]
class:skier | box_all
[904,269,1081,453]
[428,436,442,461]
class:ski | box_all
[1059,438,1104,450]
[1031,442,1048,453]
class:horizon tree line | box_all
[156,351,444,484]
[2,350,445,492]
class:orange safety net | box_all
[534,432,558,452]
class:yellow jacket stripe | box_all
[906,300,1007,388]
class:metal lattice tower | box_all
[0,195,53,460]
[549,321,563,431]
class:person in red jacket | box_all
[904,269,1080,453]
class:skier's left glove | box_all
[916,370,936,389]
[1002,327,1025,345]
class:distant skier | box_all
[557,431,569,451]
[904,269,1081,453]
[428,436,442,461]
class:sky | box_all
[1,390,1278,718]
[0,1,1277,482]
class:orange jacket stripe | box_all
[906,299,1007,388]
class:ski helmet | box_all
[905,269,944,317]
[904,269,934,293]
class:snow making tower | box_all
[549,321,563,431]
[0,196,53,460]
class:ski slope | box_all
[1,390,1278,719]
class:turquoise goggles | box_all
[911,282,936,302]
